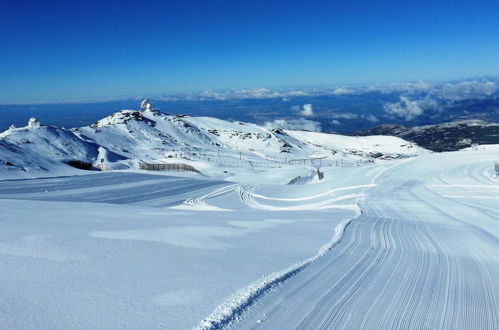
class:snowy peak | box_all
[79,110,294,159]
[91,110,150,127]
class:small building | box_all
[28,117,41,129]
[9,124,16,130]
[95,147,110,171]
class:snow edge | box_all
[194,206,361,330]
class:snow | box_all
[1,109,498,329]
[285,130,421,156]
[0,171,360,329]
[0,109,427,180]
[196,216,354,330]
[225,148,499,330]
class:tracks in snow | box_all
[237,184,364,211]
[195,183,373,329]
[178,184,239,211]
[223,161,499,329]
[195,211,356,330]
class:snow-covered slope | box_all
[1,147,498,329]
[0,126,98,176]
[1,110,498,330]
[285,130,419,157]
[1,109,427,180]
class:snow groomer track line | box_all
[218,155,499,330]
[237,184,367,211]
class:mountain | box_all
[0,109,426,180]
[355,120,499,152]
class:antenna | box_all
[140,98,150,110]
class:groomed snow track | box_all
[225,157,499,330]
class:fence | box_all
[139,162,200,173]
[179,151,371,169]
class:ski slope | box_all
[0,170,363,329]
[224,148,499,330]
[1,115,498,329]
[0,172,227,207]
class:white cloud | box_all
[330,112,378,123]
[288,91,308,96]
[332,87,354,95]
[330,112,358,119]
[331,120,341,125]
[381,79,499,120]
[264,118,321,132]
[365,81,432,94]
[439,81,497,100]
[364,114,379,123]
[384,96,438,121]
[300,104,314,116]
[152,78,498,105]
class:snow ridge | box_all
[195,208,359,330]
[1,109,427,179]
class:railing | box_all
[178,151,372,169]
[139,162,200,173]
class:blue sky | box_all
[1,0,499,103]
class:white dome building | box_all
[27,117,41,129]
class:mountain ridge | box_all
[1,109,426,180]
[355,119,499,151]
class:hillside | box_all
[0,109,426,181]
[356,120,499,152]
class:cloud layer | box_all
[263,118,321,132]
[151,77,499,122]
[382,79,498,120]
